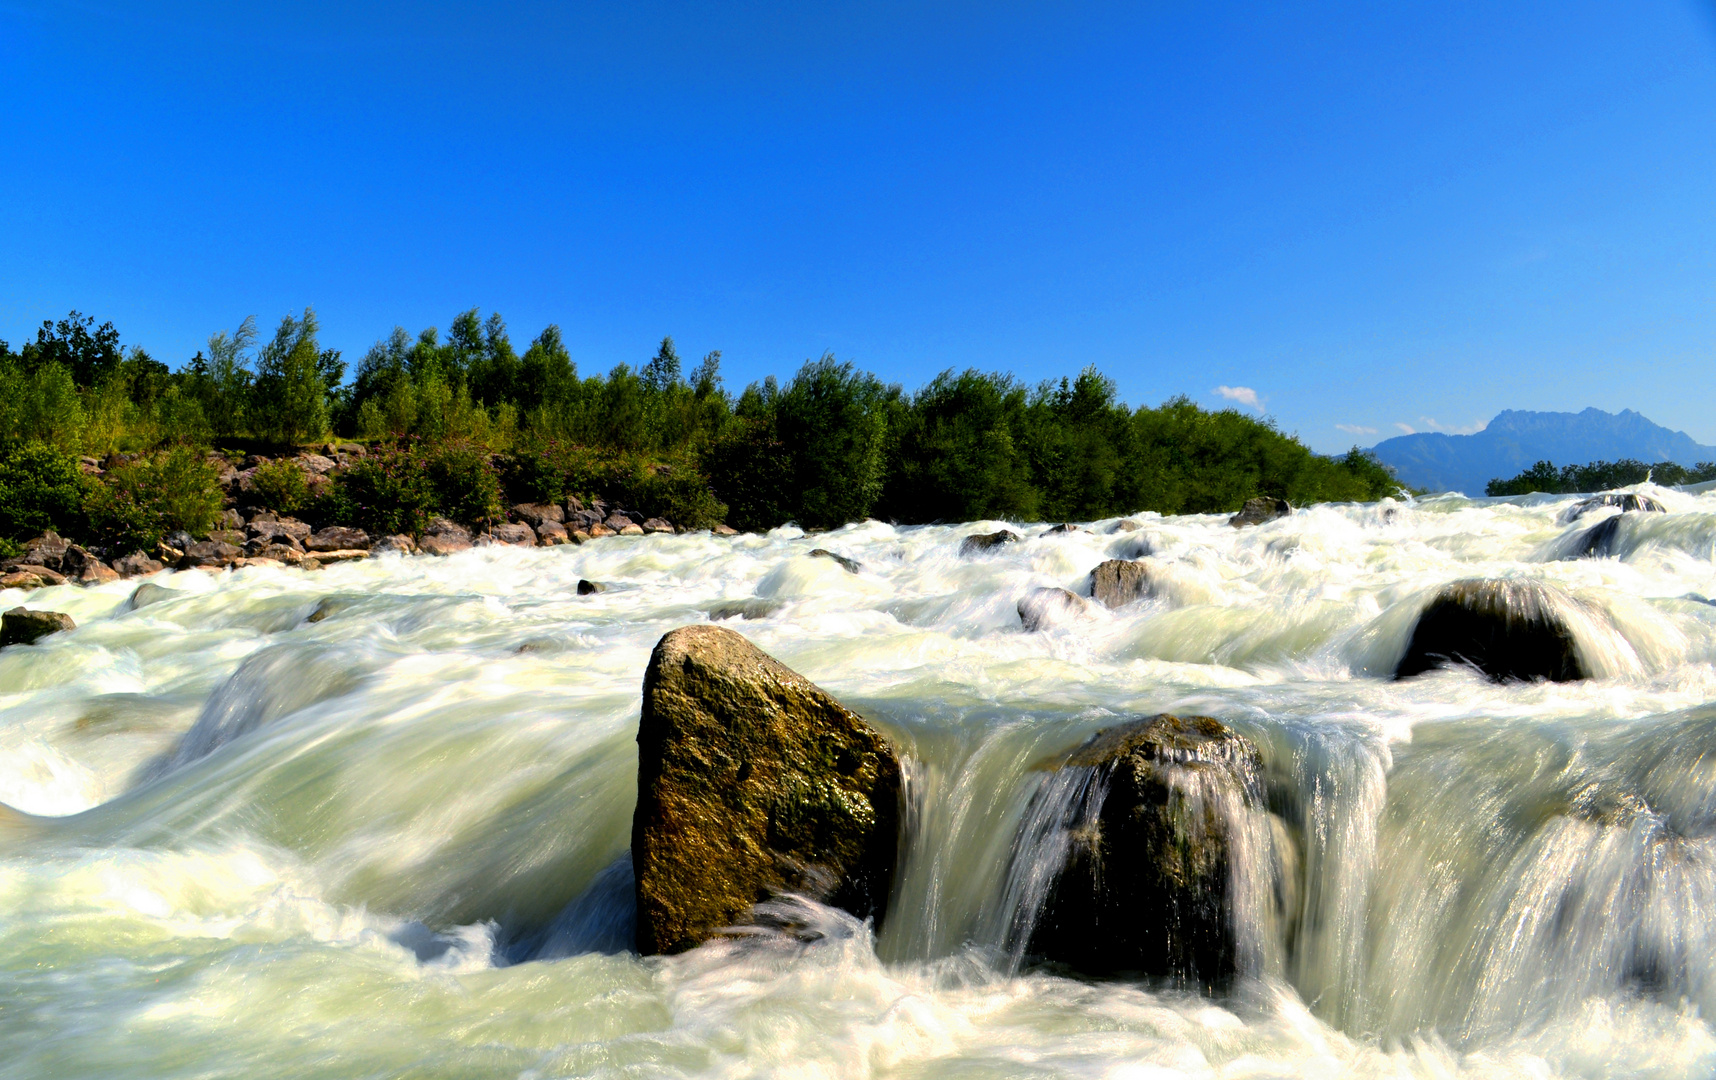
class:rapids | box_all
[5,487,1716,1078]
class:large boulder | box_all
[1571,515,1625,559]
[633,625,904,955]
[177,540,243,570]
[1,607,76,646]
[1016,714,1265,988]
[1018,587,1087,631]
[418,519,472,556]
[62,545,119,584]
[512,503,564,528]
[1228,497,1292,528]
[1395,579,1585,682]
[1559,492,1666,524]
[305,526,370,552]
[111,551,165,577]
[960,530,1020,556]
[1088,559,1153,609]
[490,522,537,547]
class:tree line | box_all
[1485,458,1716,496]
[1,307,1403,544]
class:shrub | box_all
[425,442,503,528]
[251,457,310,514]
[86,447,222,552]
[0,442,89,542]
[326,445,437,537]
[498,445,566,505]
[632,462,727,530]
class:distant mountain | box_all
[1369,408,1716,494]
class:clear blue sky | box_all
[3,1,1714,453]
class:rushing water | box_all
[6,488,1716,1078]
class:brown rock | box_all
[305,527,371,552]
[209,529,247,546]
[960,529,1020,556]
[633,625,903,955]
[177,541,244,570]
[371,534,416,555]
[491,522,537,547]
[255,544,305,564]
[111,551,166,578]
[511,503,564,528]
[568,529,591,544]
[0,570,48,590]
[618,523,645,536]
[1228,497,1292,528]
[713,523,738,537]
[642,517,674,534]
[1,606,76,646]
[1111,519,1142,533]
[586,523,616,539]
[1089,560,1154,609]
[312,549,370,564]
[217,508,246,531]
[419,533,473,556]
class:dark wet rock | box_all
[960,530,1020,556]
[577,579,607,595]
[1396,579,1585,682]
[1228,497,1292,528]
[127,582,178,609]
[305,527,370,553]
[1017,714,1263,988]
[512,503,564,528]
[177,541,243,570]
[1560,493,1666,524]
[1,606,76,646]
[808,549,861,573]
[306,596,363,623]
[165,530,196,552]
[1043,524,1080,535]
[633,625,904,955]
[111,551,165,578]
[1570,515,1625,559]
[1089,559,1153,609]
[705,598,783,621]
[491,522,537,547]
[1018,587,1087,631]
[535,520,570,545]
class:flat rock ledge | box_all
[632,625,904,955]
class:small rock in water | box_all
[1014,714,1267,988]
[808,548,861,573]
[1018,587,1086,631]
[1088,559,1153,608]
[704,598,783,621]
[127,583,178,610]
[1396,578,1585,682]
[1228,497,1292,528]
[712,523,739,536]
[577,579,607,595]
[1043,524,1080,535]
[1,607,76,647]
[632,625,903,955]
[960,530,1020,556]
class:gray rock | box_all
[111,551,165,578]
[1,607,76,647]
[960,530,1020,556]
[127,583,178,609]
[304,527,371,552]
[177,541,244,570]
[1559,492,1667,524]
[1111,519,1143,533]
[217,508,245,531]
[512,503,564,528]
[1014,714,1264,988]
[19,532,70,572]
[491,522,537,547]
[642,517,674,534]
[633,625,903,955]
[1018,587,1087,631]
[603,513,634,532]
[705,598,783,621]
[1228,497,1292,528]
[713,523,738,536]
[165,530,196,552]
[535,520,570,545]
[808,549,861,573]
[1396,579,1585,682]
[1042,524,1080,535]
[371,534,416,555]
[295,453,337,474]
[1089,560,1153,609]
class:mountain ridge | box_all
[1368,408,1716,494]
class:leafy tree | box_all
[21,311,122,387]
[0,443,89,542]
[251,308,330,444]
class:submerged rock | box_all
[1560,492,1666,524]
[1571,515,1624,559]
[633,625,903,955]
[1018,587,1087,631]
[1,607,76,646]
[1396,579,1585,682]
[808,548,861,574]
[1228,497,1292,528]
[1043,524,1080,536]
[577,579,607,595]
[704,598,783,621]
[127,583,178,610]
[960,530,1020,556]
[1088,559,1153,609]
[1015,714,1265,988]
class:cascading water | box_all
[4,487,1716,1077]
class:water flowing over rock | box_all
[632,625,904,955]
[1396,579,1586,682]
[1018,587,1087,631]
[1088,559,1152,609]
[960,530,1020,556]
[577,580,607,595]
[1571,515,1624,559]
[808,549,861,573]
[1229,497,1292,528]
[1559,492,1666,524]
[1004,714,1270,988]
[1,607,76,646]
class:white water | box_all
[6,488,1716,1078]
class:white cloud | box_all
[1416,416,1489,436]
[1214,385,1264,413]
[1393,422,1417,435]
[1335,423,1378,436]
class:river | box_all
[4,489,1716,1078]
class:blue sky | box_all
[2,1,1713,453]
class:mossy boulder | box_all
[632,625,904,955]
[1020,714,1264,988]
[1396,578,1585,682]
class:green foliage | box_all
[86,448,223,552]
[498,444,566,505]
[0,443,89,542]
[424,443,503,528]
[325,446,437,536]
[20,312,121,387]
[1486,458,1716,496]
[0,359,87,450]
[251,458,311,514]
[251,309,332,445]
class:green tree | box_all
[251,308,330,444]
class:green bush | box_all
[251,457,310,514]
[425,442,503,528]
[86,447,223,552]
[498,445,566,505]
[326,446,436,537]
[631,462,727,530]
[0,442,89,542]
